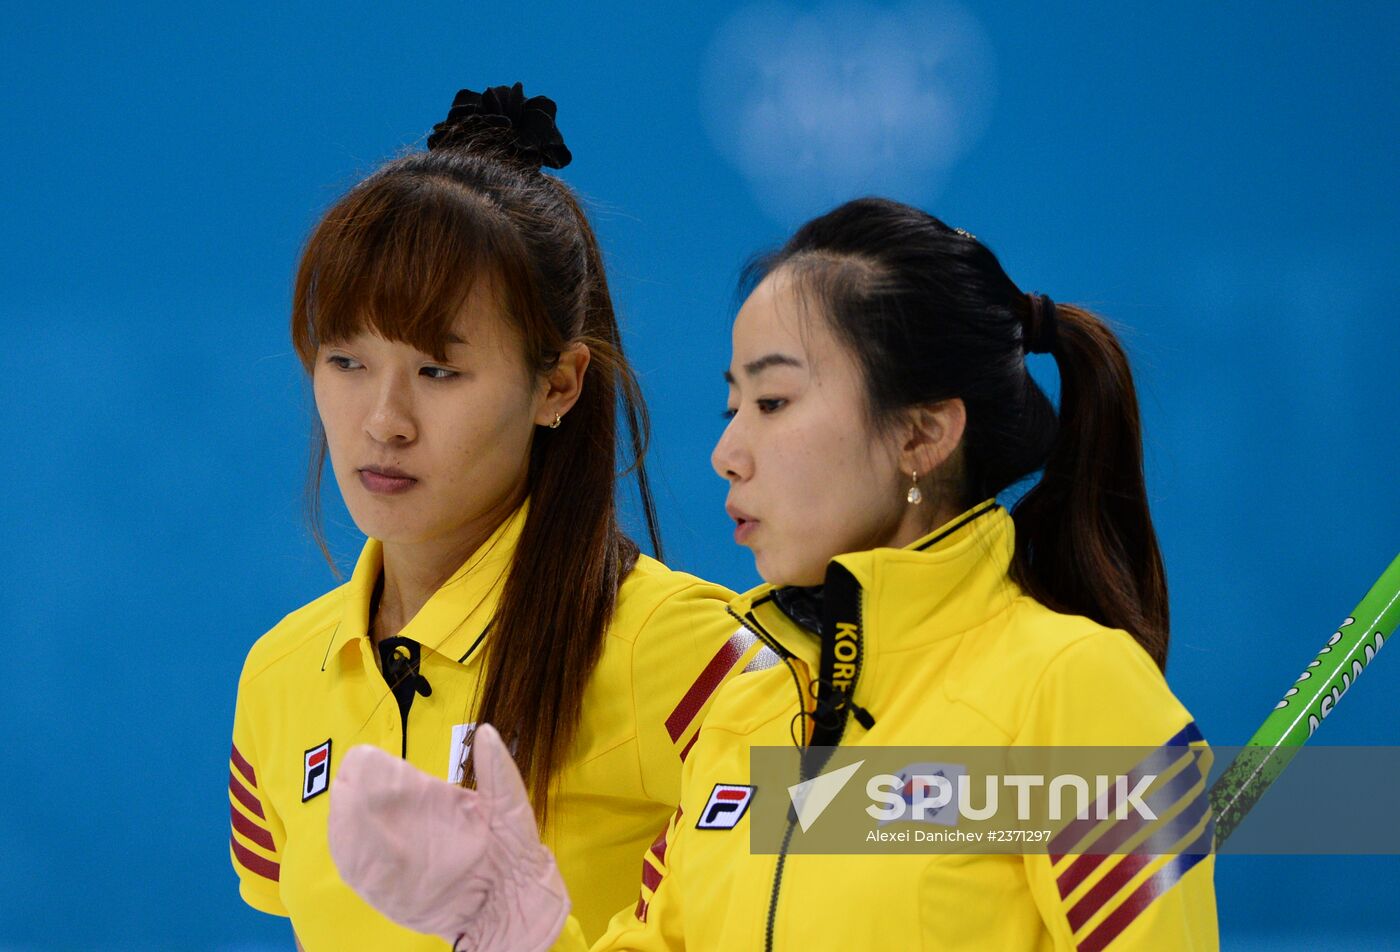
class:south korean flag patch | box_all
[696,783,755,830]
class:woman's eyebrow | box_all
[722,352,805,383]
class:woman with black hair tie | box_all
[225,86,757,950]
[328,198,1218,950]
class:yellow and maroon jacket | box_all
[566,502,1217,952]
[229,502,758,948]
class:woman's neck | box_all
[885,496,965,551]
[372,495,521,643]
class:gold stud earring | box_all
[906,471,923,505]
[549,413,562,429]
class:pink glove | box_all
[327,724,570,952]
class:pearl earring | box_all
[906,471,923,505]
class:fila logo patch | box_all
[302,739,331,802]
[696,784,755,830]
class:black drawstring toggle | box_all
[850,702,876,730]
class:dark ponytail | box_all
[745,197,1169,669]
[1009,302,1168,668]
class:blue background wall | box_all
[2,2,1396,948]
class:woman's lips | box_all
[733,518,759,544]
[726,503,759,544]
[358,468,418,495]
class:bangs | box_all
[292,174,515,364]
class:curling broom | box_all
[1208,553,1400,847]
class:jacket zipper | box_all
[758,590,866,952]
[725,604,811,952]
[752,510,991,949]
[725,604,797,664]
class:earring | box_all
[549,412,562,429]
[906,471,923,505]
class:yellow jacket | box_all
[574,502,1217,951]
[229,503,758,948]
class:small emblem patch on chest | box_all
[302,739,331,802]
[696,783,755,829]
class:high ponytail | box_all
[1009,302,1169,668]
[745,197,1170,670]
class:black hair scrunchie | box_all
[1023,293,1059,355]
[427,82,573,170]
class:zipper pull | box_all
[850,702,876,730]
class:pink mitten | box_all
[328,724,570,952]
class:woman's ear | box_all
[535,342,591,426]
[898,398,967,478]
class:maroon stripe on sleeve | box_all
[229,771,266,820]
[641,858,663,893]
[1050,725,1202,860]
[678,732,699,762]
[650,807,682,866]
[231,835,281,882]
[665,631,755,743]
[230,803,276,852]
[1066,853,1151,931]
[1049,786,1122,861]
[1076,878,1163,951]
[230,743,257,788]
[1068,754,1205,866]
[649,826,669,867]
[1075,853,1201,952]
[1057,850,1112,900]
[635,897,649,922]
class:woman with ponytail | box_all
[328,198,1218,950]
[226,85,753,950]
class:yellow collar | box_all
[324,501,528,668]
[728,500,1018,661]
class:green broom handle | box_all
[1209,553,1400,847]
